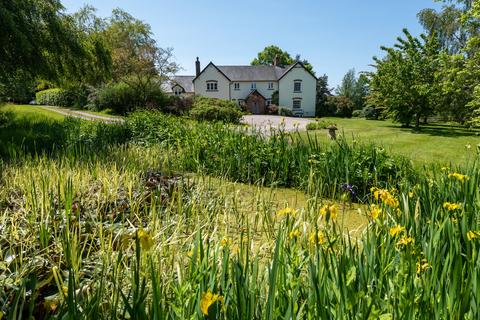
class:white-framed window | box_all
[268,82,274,90]
[292,99,302,109]
[234,82,240,90]
[206,81,218,91]
[251,82,256,90]
[293,80,302,93]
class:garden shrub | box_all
[189,96,242,123]
[352,109,364,118]
[35,88,74,107]
[267,104,279,115]
[279,107,293,117]
[90,81,169,115]
[164,95,194,115]
[306,119,337,130]
[325,96,354,117]
[94,82,139,114]
[363,106,379,120]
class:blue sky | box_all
[62,0,442,87]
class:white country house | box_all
[165,57,317,117]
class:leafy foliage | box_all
[279,107,294,117]
[315,74,332,117]
[251,45,315,73]
[36,89,70,107]
[306,119,337,130]
[367,29,440,128]
[322,96,355,118]
[189,97,243,123]
[88,81,168,115]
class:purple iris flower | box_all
[341,183,357,200]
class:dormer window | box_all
[173,87,183,96]
[206,81,218,91]
[234,82,240,90]
[294,80,302,93]
[251,82,256,90]
[268,82,274,90]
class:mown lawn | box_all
[1,104,65,121]
[301,117,480,165]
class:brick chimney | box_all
[273,54,281,67]
[195,57,201,77]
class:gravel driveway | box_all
[242,115,314,132]
[39,106,124,123]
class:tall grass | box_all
[1,111,479,318]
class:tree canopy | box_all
[0,0,97,101]
[367,30,440,128]
[366,0,480,127]
[251,45,314,73]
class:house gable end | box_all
[278,62,317,82]
[193,62,231,83]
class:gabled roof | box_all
[216,65,290,81]
[245,89,267,100]
[163,75,195,93]
[172,76,195,92]
[185,61,317,88]
[192,62,231,82]
[277,62,318,81]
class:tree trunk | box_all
[423,116,428,124]
[415,114,421,130]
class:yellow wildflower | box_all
[443,202,461,211]
[416,259,429,274]
[289,229,300,239]
[137,229,154,251]
[383,196,399,208]
[200,290,224,316]
[467,230,480,241]
[369,204,382,219]
[309,231,326,245]
[397,235,414,246]
[389,225,405,237]
[441,167,449,172]
[448,172,469,182]
[277,207,296,217]
[220,238,232,247]
[371,187,399,207]
[319,204,338,220]
[408,191,414,198]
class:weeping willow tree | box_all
[0,0,111,102]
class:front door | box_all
[253,102,259,114]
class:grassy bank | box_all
[0,109,479,318]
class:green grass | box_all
[302,117,480,166]
[1,104,65,121]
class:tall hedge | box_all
[35,88,73,107]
